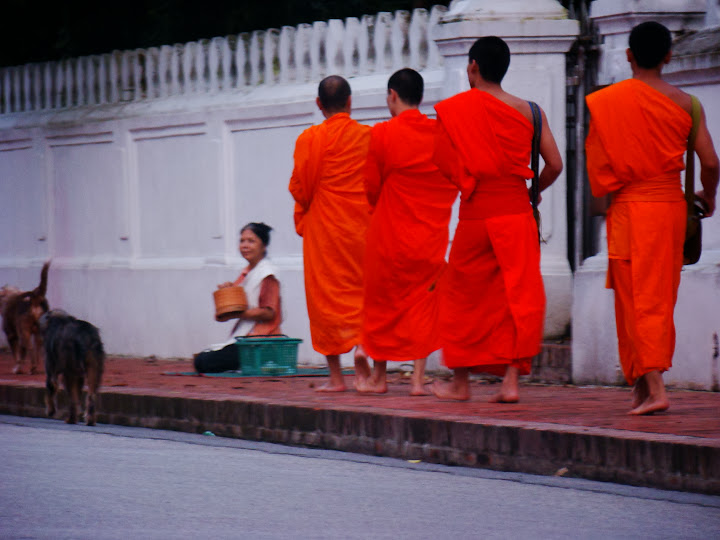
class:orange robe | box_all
[362,109,458,360]
[289,113,371,355]
[433,89,545,375]
[585,79,690,385]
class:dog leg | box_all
[45,374,57,417]
[12,343,26,375]
[85,363,98,426]
[64,375,81,424]
[29,339,39,375]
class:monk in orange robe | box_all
[358,68,458,396]
[586,22,719,415]
[289,75,372,392]
[431,36,563,402]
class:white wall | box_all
[0,2,580,364]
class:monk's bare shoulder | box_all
[644,79,693,115]
[663,83,693,115]
[500,92,533,123]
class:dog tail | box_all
[34,260,51,297]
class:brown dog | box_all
[0,285,21,316]
[1,262,50,374]
[39,309,105,425]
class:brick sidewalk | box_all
[1,353,718,494]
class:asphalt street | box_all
[1,415,718,539]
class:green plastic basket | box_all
[235,335,302,376]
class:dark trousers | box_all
[194,344,240,373]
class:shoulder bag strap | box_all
[529,101,542,242]
[529,101,542,208]
[686,95,701,213]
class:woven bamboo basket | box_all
[213,286,248,322]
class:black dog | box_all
[39,310,105,425]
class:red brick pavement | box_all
[3,352,718,441]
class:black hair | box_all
[241,222,272,247]
[388,68,424,106]
[318,75,351,112]
[468,36,510,84]
[629,21,672,69]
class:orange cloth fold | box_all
[585,79,691,384]
[433,90,544,374]
[362,109,458,361]
[288,113,371,355]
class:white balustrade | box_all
[357,16,371,74]
[0,7,446,114]
[391,11,410,72]
[43,63,52,109]
[326,19,344,76]
[278,26,294,84]
[195,41,207,94]
[250,31,261,86]
[263,29,279,86]
[13,66,22,112]
[22,65,31,111]
[220,38,232,91]
[146,48,158,99]
[64,62,74,107]
[54,62,64,108]
[408,9,427,70]
[97,56,107,104]
[133,51,143,101]
[235,34,249,88]
[109,52,120,103]
[170,46,181,96]
[373,12,393,73]
[87,57,97,105]
[294,24,311,84]
[208,39,220,94]
[426,6,444,69]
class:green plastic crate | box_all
[235,335,302,376]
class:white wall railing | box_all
[0,7,446,114]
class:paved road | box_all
[1,415,718,539]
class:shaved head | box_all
[318,75,351,113]
[469,36,510,84]
[629,21,672,69]
[388,68,423,106]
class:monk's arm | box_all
[694,105,720,217]
[433,119,462,186]
[289,132,316,235]
[364,127,385,209]
[288,133,313,208]
[537,107,563,192]
[584,114,624,197]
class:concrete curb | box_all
[1,382,718,495]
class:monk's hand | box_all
[696,190,715,218]
[217,282,234,289]
[528,187,543,205]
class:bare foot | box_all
[353,376,367,392]
[356,376,387,394]
[354,345,371,377]
[489,365,520,403]
[409,383,430,396]
[631,376,648,409]
[315,381,347,393]
[488,389,519,403]
[628,396,669,415]
[431,380,470,401]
